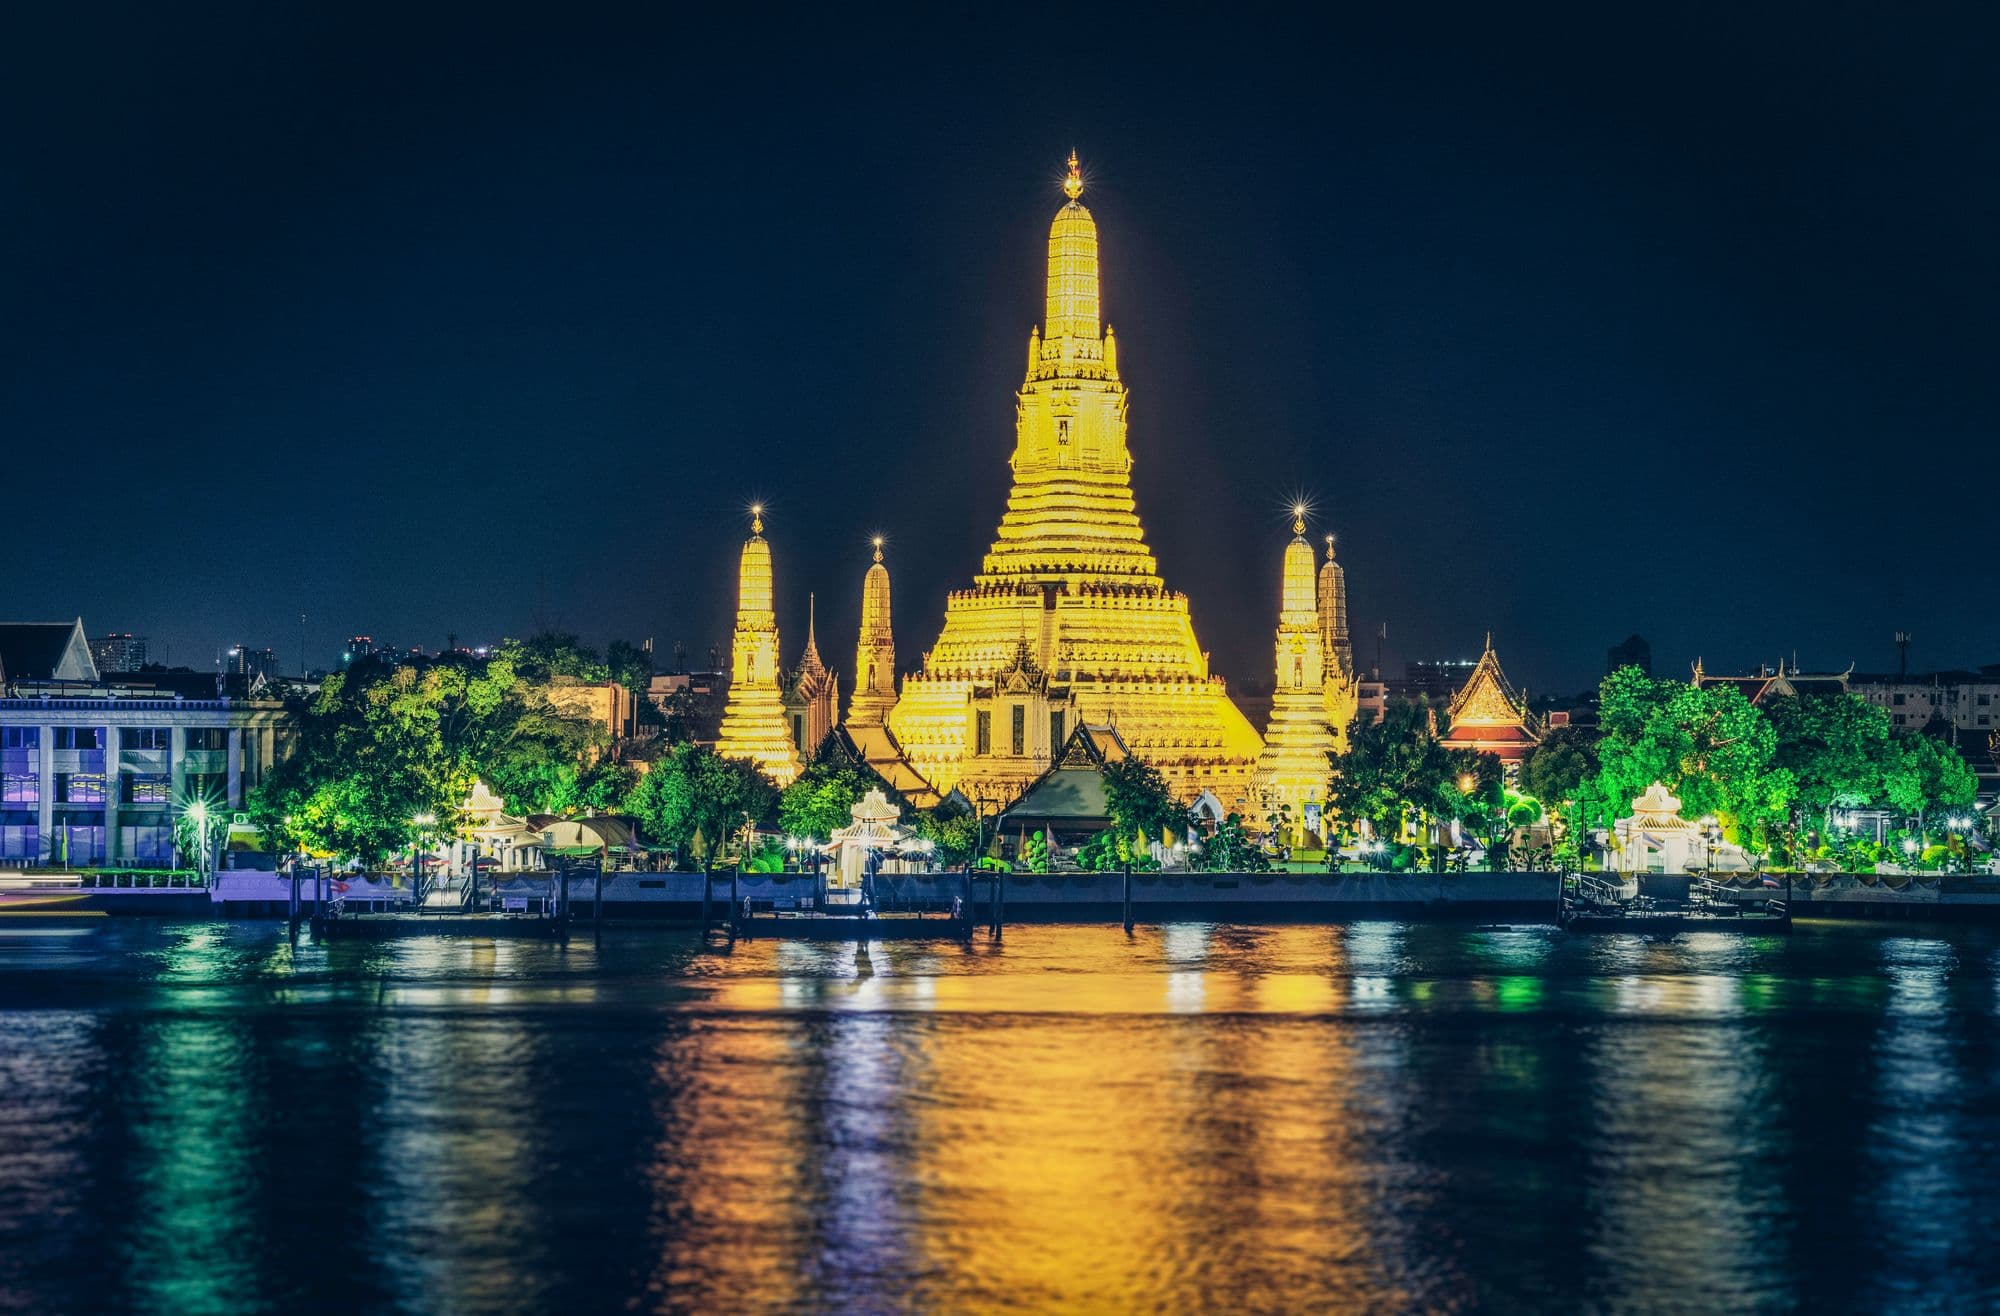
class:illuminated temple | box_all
[886,154,1263,807]
[716,507,801,786]
[1252,512,1345,845]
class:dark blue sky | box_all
[5,4,1995,694]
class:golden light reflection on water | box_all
[12,919,2000,1312]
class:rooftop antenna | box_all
[1895,632,1911,679]
[299,612,307,677]
[1374,622,1386,682]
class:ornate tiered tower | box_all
[783,594,838,756]
[888,153,1263,807]
[1253,512,1340,845]
[1319,532,1358,741]
[846,538,898,727]
[717,507,801,785]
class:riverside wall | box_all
[174,869,2000,924]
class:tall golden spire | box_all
[1318,531,1352,680]
[847,537,898,727]
[1255,515,1337,847]
[1043,152,1100,347]
[717,506,800,785]
[889,159,1262,808]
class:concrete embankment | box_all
[172,869,2000,925]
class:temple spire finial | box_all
[872,535,884,564]
[1063,149,1084,201]
[750,502,764,535]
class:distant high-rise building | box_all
[1607,634,1651,677]
[89,633,149,673]
[344,636,375,666]
[227,646,281,681]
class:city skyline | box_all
[7,7,1996,694]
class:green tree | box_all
[1884,734,1978,826]
[250,657,515,863]
[577,759,640,814]
[911,805,982,866]
[1764,692,1905,839]
[623,744,776,866]
[1328,703,1499,841]
[778,750,890,841]
[1520,723,1600,811]
[1589,669,1795,848]
[501,632,609,683]
[478,688,605,816]
[1100,756,1190,855]
[1195,813,1269,872]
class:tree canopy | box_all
[778,747,891,840]
[250,657,518,862]
[1589,667,1794,843]
[624,743,775,864]
[1100,757,1190,844]
[1520,723,1599,811]
[1327,702,1500,839]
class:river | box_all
[2,918,1997,1313]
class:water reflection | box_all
[3,920,2000,1312]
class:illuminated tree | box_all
[1520,723,1600,812]
[778,749,890,841]
[911,804,982,867]
[1589,670,1794,847]
[1100,757,1189,853]
[1884,733,1977,826]
[1328,702,1499,840]
[623,743,774,865]
[1195,813,1269,872]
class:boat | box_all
[1559,871,1791,933]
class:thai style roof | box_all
[1439,637,1542,762]
[999,723,1131,831]
[0,619,98,686]
[1690,658,1853,704]
[823,723,943,810]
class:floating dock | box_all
[1560,873,1792,934]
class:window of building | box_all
[1050,710,1065,752]
[122,775,170,805]
[185,728,228,751]
[120,824,174,865]
[1,728,38,749]
[122,728,170,750]
[975,710,991,757]
[0,823,37,861]
[56,773,106,805]
[55,823,105,865]
[1893,693,1906,706]
[792,714,806,753]
[1981,694,1993,707]
[1011,705,1026,756]
[1,774,35,805]
[54,727,103,750]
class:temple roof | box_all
[1000,724,1130,830]
[1446,636,1532,729]
[0,619,97,686]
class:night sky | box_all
[6,5,1996,696]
